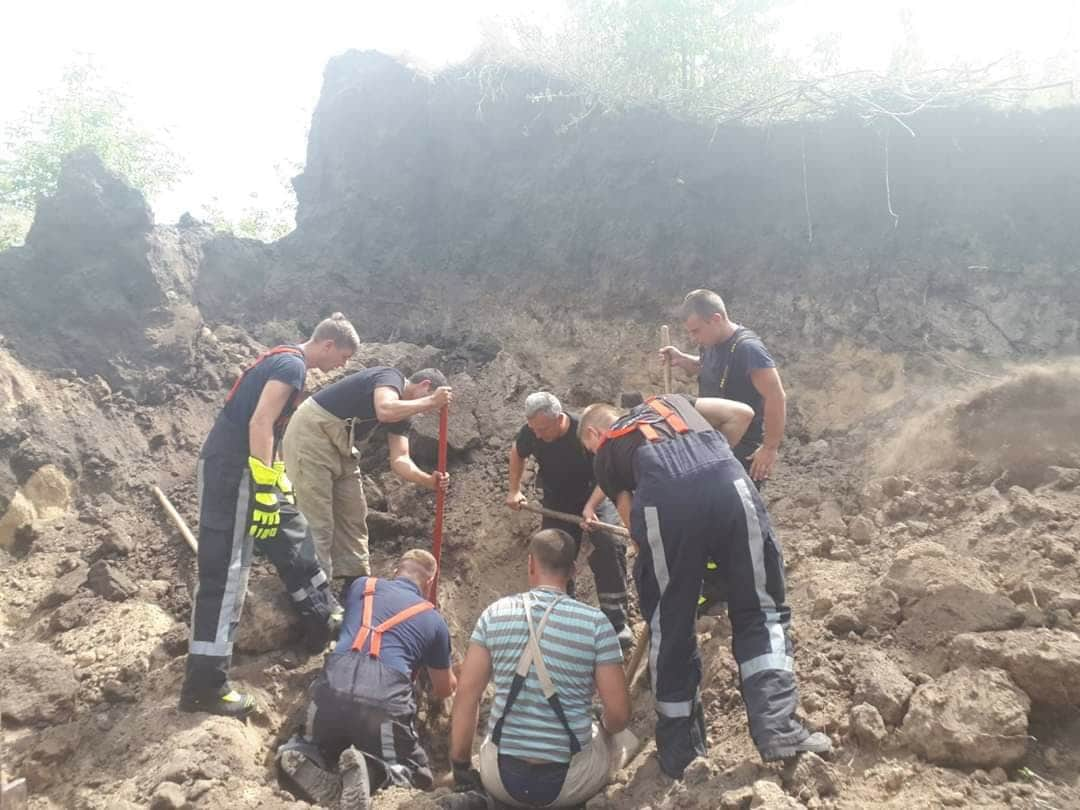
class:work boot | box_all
[338,746,372,810]
[760,731,833,763]
[278,746,341,805]
[179,686,256,719]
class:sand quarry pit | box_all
[3,51,1080,810]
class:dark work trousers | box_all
[630,430,808,778]
[182,452,334,699]
[700,447,763,609]
[541,497,628,634]
[306,653,432,791]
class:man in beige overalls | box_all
[282,366,451,596]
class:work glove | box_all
[248,456,281,540]
[451,760,483,793]
[273,460,295,505]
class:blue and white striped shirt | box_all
[471,586,623,763]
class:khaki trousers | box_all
[478,725,638,808]
[282,398,370,580]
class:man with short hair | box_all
[181,313,360,718]
[450,528,633,809]
[283,366,452,592]
[660,289,786,484]
[578,395,830,776]
[278,549,455,810]
[660,289,787,613]
[506,391,630,645]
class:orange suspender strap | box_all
[368,601,434,658]
[224,345,304,403]
[350,577,380,653]
[597,397,689,449]
[638,422,661,442]
[349,576,435,658]
[646,396,691,434]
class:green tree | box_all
[199,158,299,243]
[488,0,789,118]
[0,57,184,248]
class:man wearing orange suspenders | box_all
[277,549,456,810]
[579,395,830,777]
[180,314,359,718]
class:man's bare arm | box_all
[373,385,452,423]
[248,380,295,465]
[506,445,527,510]
[449,642,492,763]
[748,368,786,481]
[693,397,754,448]
[426,666,457,699]
[658,346,702,375]
[595,662,631,734]
[581,485,607,528]
[387,433,444,490]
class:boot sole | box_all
[338,746,371,810]
[279,749,342,805]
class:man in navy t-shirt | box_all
[181,314,360,718]
[658,290,788,614]
[283,366,452,594]
[277,549,456,808]
[659,289,786,484]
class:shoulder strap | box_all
[718,329,754,394]
[645,396,690,433]
[350,577,435,659]
[490,594,582,755]
[368,600,434,658]
[350,577,380,654]
[225,345,304,404]
[597,397,690,450]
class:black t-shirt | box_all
[698,327,775,456]
[593,395,711,500]
[312,366,411,443]
[515,414,596,508]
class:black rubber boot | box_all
[179,686,256,719]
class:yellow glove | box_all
[248,456,281,540]
[273,460,295,505]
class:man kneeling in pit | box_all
[277,549,455,810]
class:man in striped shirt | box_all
[450,529,632,808]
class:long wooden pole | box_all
[152,485,198,553]
[518,502,630,539]
[660,324,672,394]
[429,405,449,607]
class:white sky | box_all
[1,0,1076,224]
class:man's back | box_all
[337,576,450,677]
[471,587,622,763]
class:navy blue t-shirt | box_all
[205,346,306,459]
[313,366,411,444]
[698,328,775,458]
[337,576,451,677]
